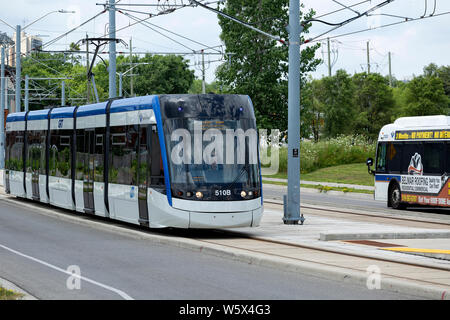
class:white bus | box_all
[367,115,450,209]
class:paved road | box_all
[0,198,418,300]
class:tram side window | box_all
[7,131,24,171]
[26,131,42,174]
[94,129,105,182]
[386,142,402,173]
[109,125,138,185]
[447,143,450,173]
[149,125,165,187]
[49,130,72,179]
[39,132,47,175]
[75,129,85,180]
[423,143,444,175]
[376,143,387,172]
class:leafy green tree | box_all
[352,72,395,140]
[216,0,321,134]
[188,79,228,94]
[403,75,449,116]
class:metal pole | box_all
[0,46,5,169]
[130,37,133,97]
[283,0,302,225]
[61,80,65,106]
[388,51,392,87]
[15,25,21,112]
[367,41,370,74]
[327,38,331,77]
[108,0,117,99]
[119,73,123,97]
[86,34,90,104]
[24,75,29,112]
[201,49,206,94]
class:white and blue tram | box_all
[4,94,263,228]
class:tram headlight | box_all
[248,191,253,197]
[195,191,203,199]
[240,191,247,198]
[186,191,193,197]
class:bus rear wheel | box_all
[389,184,406,210]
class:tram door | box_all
[138,125,149,226]
[83,129,95,214]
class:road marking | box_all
[0,244,134,300]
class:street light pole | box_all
[0,46,5,169]
[283,0,303,225]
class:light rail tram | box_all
[4,94,263,228]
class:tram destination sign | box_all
[395,129,450,140]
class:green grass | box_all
[0,286,24,300]
[261,180,374,194]
[263,163,374,187]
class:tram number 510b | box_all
[215,189,231,196]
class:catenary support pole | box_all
[108,0,116,99]
[119,73,123,97]
[15,25,21,112]
[283,0,303,225]
[0,46,5,169]
[327,38,331,77]
[61,80,65,106]
[86,34,90,104]
[130,37,133,97]
[201,49,206,94]
[367,41,370,74]
[388,51,392,87]
[24,75,29,112]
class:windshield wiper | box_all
[223,164,250,191]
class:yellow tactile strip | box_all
[382,248,450,254]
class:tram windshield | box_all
[164,117,261,200]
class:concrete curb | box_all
[0,194,449,300]
[0,277,37,300]
[321,231,450,241]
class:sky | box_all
[0,0,449,84]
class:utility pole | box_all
[201,49,206,94]
[130,37,133,97]
[283,0,303,225]
[118,72,123,97]
[327,38,331,77]
[366,41,370,74]
[108,0,116,99]
[1,46,5,169]
[15,25,21,112]
[86,34,90,104]
[61,80,65,106]
[24,75,29,112]
[388,51,392,87]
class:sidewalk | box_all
[262,176,374,191]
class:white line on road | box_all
[0,244,134,300]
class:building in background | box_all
[7,31,42,67]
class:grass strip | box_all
[0,286,24,300]
[262,180,374,195]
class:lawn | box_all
[263,163,374,186]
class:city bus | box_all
[367,115,450,209]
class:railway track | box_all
[264,199,450,228]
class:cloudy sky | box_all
[1,0,449,83]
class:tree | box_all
[403,75,449,116]
[352,72,395,140]
[216,0,321,134]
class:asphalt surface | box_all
[0,197,419,300]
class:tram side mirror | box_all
[366,158,375,175]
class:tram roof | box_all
[50,106,76,119]
[27,109,50,121]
